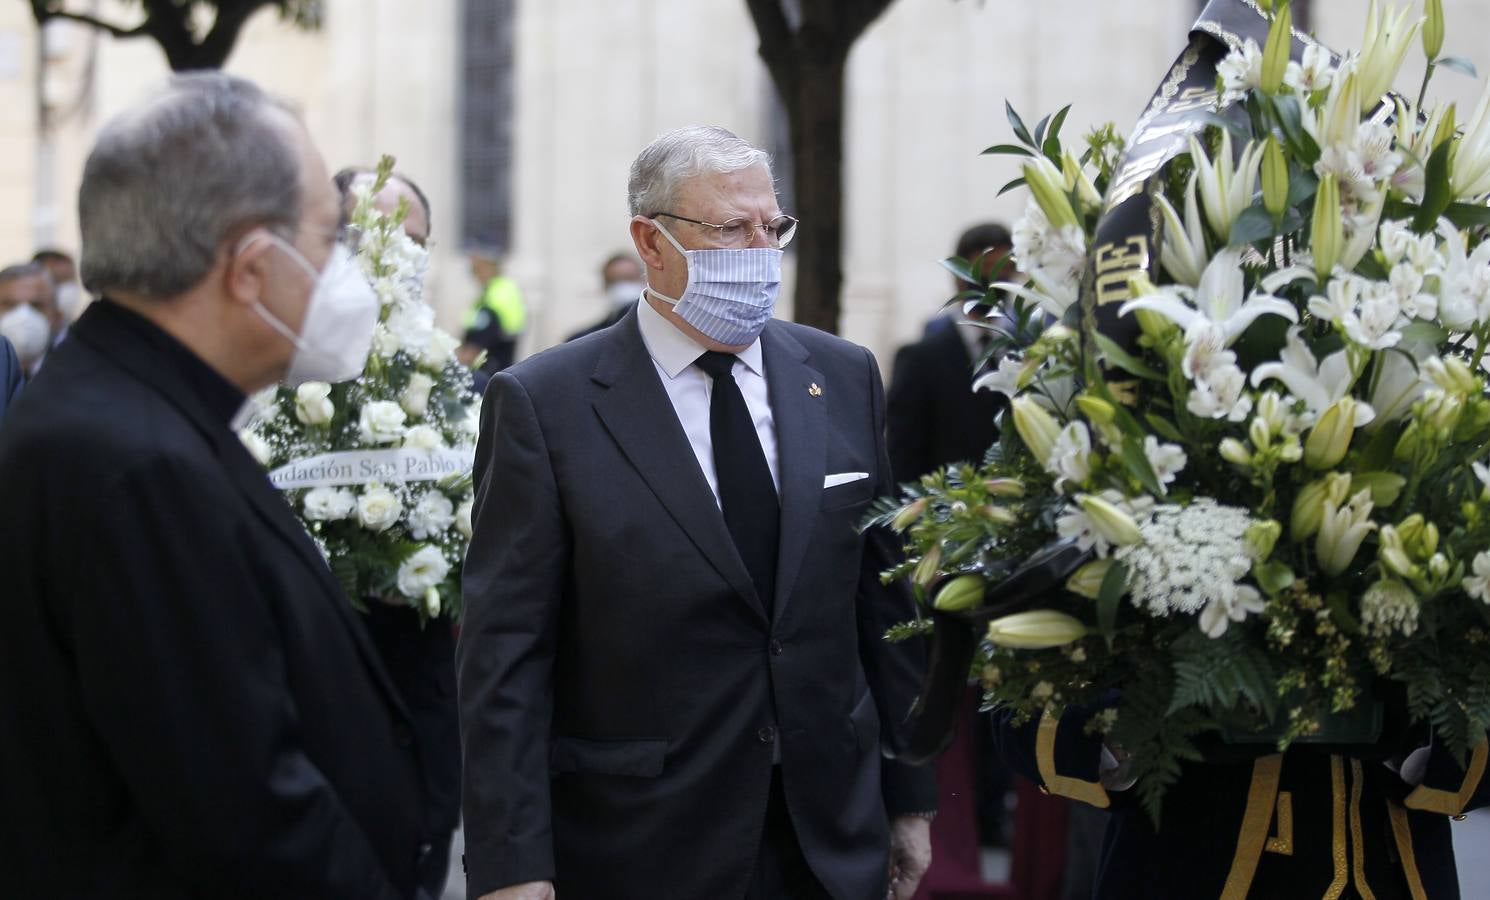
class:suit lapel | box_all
[590,314,767,623]
[761,323,826,621]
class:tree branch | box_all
[198,0,279,69]
[744,0,800,101]
[819,0,896,46]
[29,3,150,40]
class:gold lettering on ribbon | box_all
[1093,236,1150,306]
[1104,147,1173,209]
[1167,85,1218,114]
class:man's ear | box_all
[224,230,272,309]
[629,216,669,272]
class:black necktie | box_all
[695,350,779,616]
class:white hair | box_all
[626,125,773,217]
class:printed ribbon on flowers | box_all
[269,447,474,490]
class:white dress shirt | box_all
[635,296,780,507]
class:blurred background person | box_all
[331,163,461,900]
[458,240,525,388]
[33,249,88,325]
[565,252,644,342]
[334,167,433,247]
[0,262,62,376]
[0,335,21,426]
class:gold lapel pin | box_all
[808,383,822,397]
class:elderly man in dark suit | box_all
[0,335,21,424]
[459,125,937,900]
[0,72,429,899]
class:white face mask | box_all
[0,304,51,368]
[646,220,781,346]
[245,234,379,386]
[605,280,644,310]
[55,283,86,321]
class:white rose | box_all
[403,424,444,450]
[238,429,273,466]
[396,545,451,598]
[357,483,404,532]
[303,486,357,521]
[400,372,436,418]
[358,400,408,445]
[295,382,335,426]
[456,498,473,539]
[421,330,461,370]
[406,491,456,539]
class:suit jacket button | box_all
[418,842,432,861]
[757,726,777,744]
[769,640,783,656]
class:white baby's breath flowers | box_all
[1361,579,1420,636]
[1465,551,1490,604]
[406,491,456,540]
[400,372,436,418]
[1112,499,1263,638]
[359,401,408,445]
[396,545,451,598]
[357,482,404,532]
[303,486,357,522]
[294,382,335,426]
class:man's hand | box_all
[887,815,932,900]
[478,882,554,900]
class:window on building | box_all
[459,0,517,251]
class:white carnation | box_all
[406,491,456,539]
[397,545,451,598]
[359,401,408,445]
[400,372,436,418]
[385,301,435,357]
[357,482,404,532]
[295,382,335,426]
[303,486,357,521]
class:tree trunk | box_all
[784,51,847,333]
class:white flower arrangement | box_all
[239,158,479,621]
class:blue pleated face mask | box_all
[645,219,782,346]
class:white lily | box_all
[1047,421,1094,492]
[972,355,1024,400]
[1433,219,1490,329]
[1454,78,1490,198]
[1156,176,1209,287]
[1356,2,1422,114]
[1119,248,1298,346]
[1187,364,1253,423]
[1199,585,1266,638]
[1190,131,1265,243]
[1284,42,1335,95]
[1143,435,1187,490]
[1317,488,1378,576]
[1391,99,1451,200]
[1369,341,1430,424]
[1250,326,1375,424]
[1306,62,1362,150]
[1218,39,1264,105]
[1472,461,1490,500]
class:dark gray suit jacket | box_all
[459,309,936,899]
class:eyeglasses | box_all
[653,212,798,249]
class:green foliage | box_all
[1170,628,1280,722]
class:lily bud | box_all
[913,544,943,587]
[1304,396,1359,469]
[1261,1,1293,94]
[424,587,441,618]
[1429,552,1451,581]
[1062,151,1103,212]
[1412,521,1440,558]
[933,574,986,611]
[1424,0,1445,61]
[1076,394,1117,426]
[1023,157,1081,230]
[1134,306,1177,342]
[982,504,1018,524]
[1291,473,1352,541]
[1066,559,1115,600]
[1378,524,1417,577]
[1434,103,1457,150]
[1262,135,1289,224]
[1077,494,1144,547]
[983,478,1026,498]
[891,497,930,532]
[1249,417,1273,452]
[986,609,1089,650]
[1316,488,1378,576]
[1394,421,1423,462]
[1012,396,1062,466]
[1245,520,1283,563]
[1423,355,1480,395]
[1312,173,1343,281]
[1220,437,1253,466]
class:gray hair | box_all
[78,71,302,299]
[627,125,773,217]
[0,262,52,289]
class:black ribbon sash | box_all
[899,0,1320,763]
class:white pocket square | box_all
[823,472,870,489]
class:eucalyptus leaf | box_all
[1229,205,1277,246]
